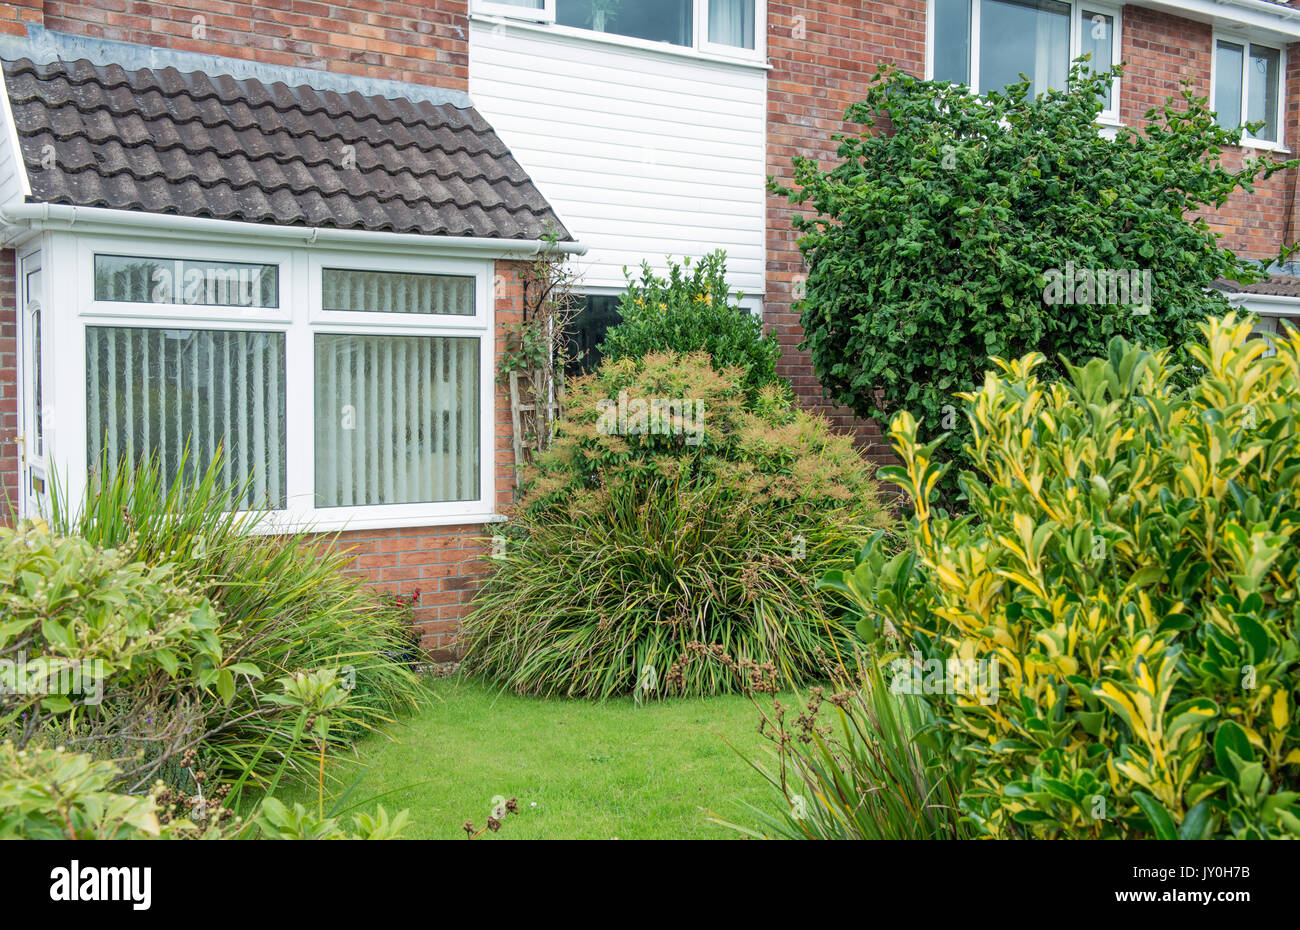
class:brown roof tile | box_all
[2,56,571,241]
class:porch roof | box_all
[1,55,572,242]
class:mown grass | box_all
[285,677,785,839]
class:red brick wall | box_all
[765,2,1300,463]
[1,1,469,88]
[765,1,927,464]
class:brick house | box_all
[1,0,1298,657]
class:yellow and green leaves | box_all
[863,316,1300,838]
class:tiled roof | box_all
[1215,275,1300,298]
[1,56,572,241]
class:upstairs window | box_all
[1214,35,1284,146]
[930,0,1121,119]
[476,0,761,57]
[558,0,694,47]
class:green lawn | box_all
[294,677,784,839]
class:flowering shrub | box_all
[521,351,870,518]
[463,351,889,698]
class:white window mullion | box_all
[970,0,982,94]
[1241,46,1251,141]
[285,249,315,516]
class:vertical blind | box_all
[321,268,475,315]
[314,334,480,507]
[86,327,287,509]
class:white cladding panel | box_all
[469,21,766,299]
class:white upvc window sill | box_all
[249,509,507,536]
[1234,136,1290,154]
[470,13,771,71]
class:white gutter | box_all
[1138,0,1300,39]
[0,202,587,257]
[1225,290,1300,315]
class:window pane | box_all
[979,0,1070,98]
[1080,10,1115,109]
[31,308,42,457]
[1248,44,1281,142]
[1215,40,1244,130]
[321,268,475,315]
[565,293,623,375]
[94,255,278,308]
[315,335,480,507]
[933,0,972,84]
[709,0,755,49]
[557,0,693,47]
[26,268,42,456]
[86,327,287,509]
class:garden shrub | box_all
[836,315,1300,838]
[0,742,230,840]
[47,455,425,787]
[462,351,890,698]
[778,62,1293,498]
[599,251,783,395]
[0,526,229,767]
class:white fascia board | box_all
[0,202,587,259]
[1225,290,1300,315]
[1137,0,1300,41]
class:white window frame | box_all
[696,0,762,60]
[476,0,555,23]
[926,0,1122,121]
[1211,30,1288,152]
[45,232,496,533]
[473,0,766,63]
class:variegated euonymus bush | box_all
[836,315,1300,838]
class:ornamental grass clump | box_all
[462,351,890,699]
[836,314,1300,839]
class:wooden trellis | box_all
[509,369,566,472]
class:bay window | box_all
[58,235,494,530]
[475,0,762,57]
[1213,35,1285,147]
[929,0,1121,119]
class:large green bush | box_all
[463,351,889,698]
[835,315,1300,838]
[777,62,1292,498]
[599,251,783,395]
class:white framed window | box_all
[1212,32,1286,150]
[474,0,763,60]
[476,0,555,23]
[46,233,496,532]
[928,0,1122,121]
